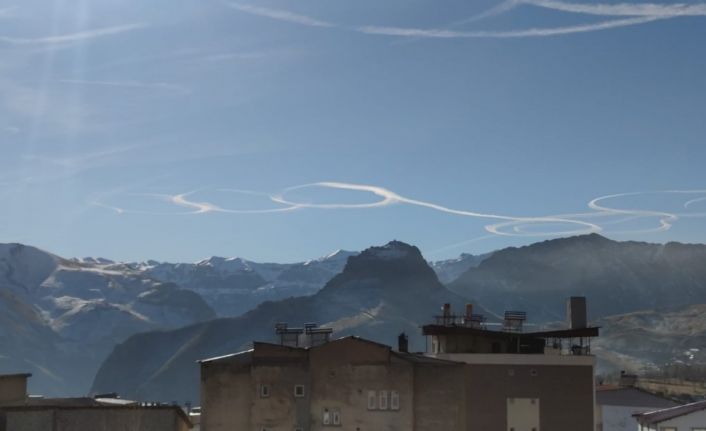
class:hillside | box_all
[91,241,477,403]
[0,243,215,396]
[594,304,706,373]
[450,234,706,321]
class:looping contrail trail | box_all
[96,183,706,240]
[224,0,706,40]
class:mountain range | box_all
[3,234,706,400]
[0,243,215,396]
[0,244,362,396]
[91,241,476,403]
[110,249,359,317]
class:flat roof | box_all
[198,349,253,364]
[596,386,678,408]
[0,373,32,379]
[422,325,599,339]
[0,404,191,426]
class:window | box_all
[390,391,400,411]
[294,384,305,398]
[367,390,377,410]
[260,384,270,398]
[379,390,389,410]
[323,408,340,426]
[660,428,676,431]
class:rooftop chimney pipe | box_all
[398,333,409,353]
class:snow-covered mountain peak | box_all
[195,256,253,273]
[71,257,116,265]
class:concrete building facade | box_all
[201,301,599,431]
[200,337,465,431]
[0,405,192,431]
[0,372,191,431]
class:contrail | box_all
[97,183,706,240]
[357,16,664,39]
[520,0,706,17]
[0,23,147,45]
[224,2,335,27]
[271,182,602,236]
[222,1,698,40]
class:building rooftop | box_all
[198,335,467,366]
[0,373,32,379]
[634,400,706,425]
[596,386,678,409]
[0,403,192,427]
[422,324,599,339]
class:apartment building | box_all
[200,298,598,431]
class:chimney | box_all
[398,333,409,353]
[567,297,588,329]
[465,303,473,318]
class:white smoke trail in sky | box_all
[97,182,706,240]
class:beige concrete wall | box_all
[250,364,309,431]
[0,376,28,405]
[201,362,252,431]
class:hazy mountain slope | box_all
[594,304,706,374]
[91,241,478,403]
[449,234,706,321]
[431,252,493,284]
[116,250,359,316]
[0,243,215,396]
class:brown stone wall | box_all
[0,376,28,405]
[4,408,186,431]
[413,364,466,431]
[464,364,594,431]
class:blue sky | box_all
[1,0,705,263]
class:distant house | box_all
[0,373,191,431]
[200,298,599,431]
[634,400,706,431]
[595,379,678,431]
